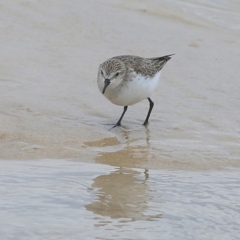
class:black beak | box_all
[102,79,110,94]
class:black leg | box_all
[143,97,154,126]
[112,106,128,128]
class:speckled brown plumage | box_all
[112,54,173,77]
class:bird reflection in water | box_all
[85,167,161,222]
[85,127,161,222]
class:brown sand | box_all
[0,0,240,170]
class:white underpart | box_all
[104,71,161,106]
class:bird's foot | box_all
[109,122,122,130]
[100,123,116,126]
[143,121,149,126]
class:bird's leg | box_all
[143,97,154,126]
[111,106,128,129]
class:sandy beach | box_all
[0,0,240,239]
[1,0,240,169]
[1,0,240,170]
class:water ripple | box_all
[0,160,239,239]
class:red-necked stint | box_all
[97,54,174,128]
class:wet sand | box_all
[0,0,240,170]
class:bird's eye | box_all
[115,72,119,77]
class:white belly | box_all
[105,71,161,106]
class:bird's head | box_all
[97,58,126,94]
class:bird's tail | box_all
[151,54,175,62]
[150,54,174,70]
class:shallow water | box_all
[0,160,239,239]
